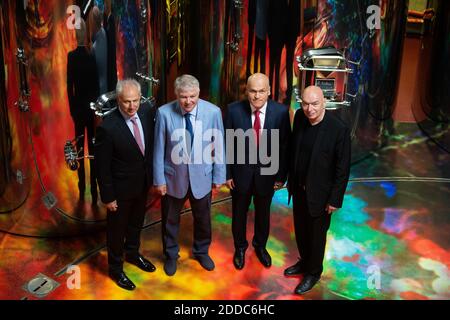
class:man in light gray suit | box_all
[154,74,226,276]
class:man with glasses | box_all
[224,73,291,270]
[286,85,351,294]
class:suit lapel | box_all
[263,100,274,130]
[170,101,184,132]
[138,107,148,145]
[138,107,152,160]
[193,100,206,155]
[293,111,306,176]
[114,110,134,144]
[196,99,206,128]
[243,101,253,131]
[170,101,189,159]
[114,109,143,157]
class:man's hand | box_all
[326,204,338,215]
[213,184,222,189]
[106,200,118,212]
[274,181,284,190]
[156,185,167,196]
[226,179,235,190]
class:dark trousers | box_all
[293,188,331,277]
[161,189,212,260]
[107,192,147,274]
[231,181,274,250]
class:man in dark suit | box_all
[95,79,156,290]
[224,73,291,270]
[286,86,351,294]
[67,18,99,203]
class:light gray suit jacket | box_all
[153,99,226,199]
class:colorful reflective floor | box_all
[0,123,449,300]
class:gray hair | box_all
[116,79,141,96]
[174,74,200,94]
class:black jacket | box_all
[288,111,351,216]
[95,103,156,203]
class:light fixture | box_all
[297,46,354,109]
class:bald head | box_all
[302,86,324,101]
[247,73,269,87]
[301,85,326,125]
[246,73,270,110]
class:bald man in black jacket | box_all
[286,86,351,294]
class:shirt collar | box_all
[181,104,198,118]
[118,107,139,122]
[250,101,268,115]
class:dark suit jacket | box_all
[288,111,351,216]
[95,102,156,203]
[67,46,99,123]
[224,99,291,196]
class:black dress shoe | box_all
[233,248,246,270]
[164,259,177,276]
[195,255,215,271]
[284,259,305,276]
[255,248,272,267]
[294,275,320,294]
[126,255,156,272]
[109,271,136,291]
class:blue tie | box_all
[184,113,194,149]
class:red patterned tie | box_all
[130,117,145,155]
[253,110,261,146]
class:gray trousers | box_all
[161,188,212,260]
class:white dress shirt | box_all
[119,109,145,151]
[250,102,267,129]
